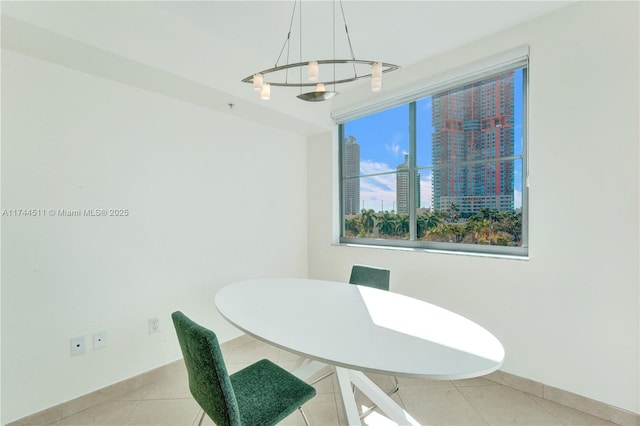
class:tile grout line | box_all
[452,383,492,426]
[106,384,148,426]
[523,390,568,426]
[117,398,143,426]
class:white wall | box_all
[1,50,308,423]
[309,1,639,415]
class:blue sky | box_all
[344,69,524,212]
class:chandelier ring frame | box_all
[242,59,399,88]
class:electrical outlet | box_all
[70,335,86,356]
[93,331,107,350]
[148,317,159,334]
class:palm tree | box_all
[344,216,362,237]
[466,217,491,244]
[417,211,441,238]
[360,209,377,235]
[447,223,466,243]
[468,208,500,244]
[424,222,465,243]
[447,203,461,222]
[425,211,442,228]
[377,211,398,236]
[496,211,522,243]
[397,214,410,237]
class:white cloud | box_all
[359,160,395,211]
[385,142,400,157]
[360,174,396,212]
[419,172,433,209]
[514,189,522,209]
[358,161,434,211]
[360,159,392,175]
[383,132,407,160]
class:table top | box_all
[215,278,505,380]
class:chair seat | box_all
[230,359,316,426]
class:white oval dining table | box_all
[215,278,505,425]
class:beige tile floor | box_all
[48,337,616,426]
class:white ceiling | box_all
[1,1,572,135]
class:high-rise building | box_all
[396,153,420,214]
[342,135,360,215]
[432,72,515,214]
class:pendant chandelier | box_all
[242,0,399,102]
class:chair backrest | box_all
[349,264,390,291]
[171,311,241,426]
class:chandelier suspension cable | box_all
[299,0,303,95]
[333,0,336,92]
[338,0,358,79]
[273,0,298,84]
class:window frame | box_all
[337,58,529,258]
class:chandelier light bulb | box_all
[308,61,319,82]
[372,62,383,81]
[260,83,271,100]
[315,83,326,93]
[253,73,263,92]
[371,78,382,92]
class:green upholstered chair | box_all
[348,264,390,291]
[171,311,316,426]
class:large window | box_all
[339,65,528,257]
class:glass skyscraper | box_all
[342,135,360,215]
[432,72,515,214]
[396,153,420,214]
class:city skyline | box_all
[342,69,524,214]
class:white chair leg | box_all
[390,376,400,394]
[309,369,334,385]
[299,407,311,426]
[197,409,206,426]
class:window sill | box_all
[332,241,530,261]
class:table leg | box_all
[303,364,420,426]
[335,367,363,426]
[349,370,420,426]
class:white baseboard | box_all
[485,370,639,426]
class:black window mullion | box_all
[409,102,417,241]
[520,67,529,249]
[338,123,346,237]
